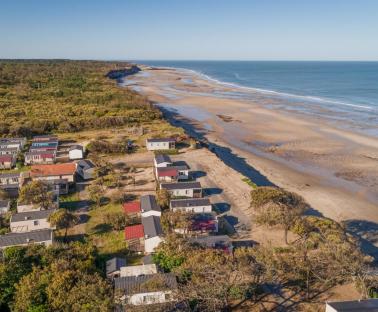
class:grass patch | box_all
[59,192,81,210]
[242,177,257,189]
[154,149,179,155]
[86,202,128,255]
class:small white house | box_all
[0,147,19,156]
[160,182,202,198]
[0,138,26,150]
[156,165,190,182]
[146,138,175,151]
[120,263,158,277]
[153,154,172,168]
[10,209,56,233]
[326,299,378,312]
[114,273,177,306]
[0,200,10,215]
[142,216,164,253]
[24,151,56,165]
[69,145,84,160]
[140,195,161,218]
[0,229,54,249]
[170,198,212,213]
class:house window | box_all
[34,220,39,226]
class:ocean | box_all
[137,61,378,137]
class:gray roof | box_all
[147,138,175,143]
[140,195,161,213]
[0,138,25,143]
[0,229,53,248]
[69,145,83,151]
[327,299,378,311]
[190,235,231,246]
[154,154,172,164]
[0,172,20,179]
[106,257,127,275]
[0,147,19,152]
[25,150,56,156]
[161,181,201,190]
[142,215,163,238]
[32,135,58,140]
[77,159,95,170]
[0,200,10,209]
[114,273,177,295]
[170,198,211,209]
[0,184,19,190]
[11,209,56,222]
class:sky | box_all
[1,0,378,60]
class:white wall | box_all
[172,205,212,214]
[10,218,52,233]
[325,304,338,312]
[145,236,163,253]
[177,170,189,180]
[169,189,194,198]
[33,173,74,183]
[127,291,172,305]
[154,161,171,168]
[147,142,170,150]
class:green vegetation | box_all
[0,243,113,311]
[154,149,179,155]
[0,60,160,137]
[86,202,127,256]
[251,186,308,243]
[48,209,79,241]
[18,180,55,209]
[241,177,257,189]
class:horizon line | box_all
[1,58,378,62]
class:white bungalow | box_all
[114,273,177,306]
[10,209,56,233]
[170,198,212,213]
[146,138,175,151]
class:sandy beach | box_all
[123,66,378,251]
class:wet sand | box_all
[122,66,378,250]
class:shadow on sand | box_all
[159,106,274,187]
[344,219,378,262]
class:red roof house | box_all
[156,167,178,182]
[124,224,144,240]
[0,155,15,169]
[123,201,141,214]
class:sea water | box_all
[137,61,378,137]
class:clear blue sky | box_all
[1,0,377,60]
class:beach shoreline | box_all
[122,64,378,250]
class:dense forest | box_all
[0,60,160,137]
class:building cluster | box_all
[0,137,26,169]
[0,135,94,251]
[109,138,234,309]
